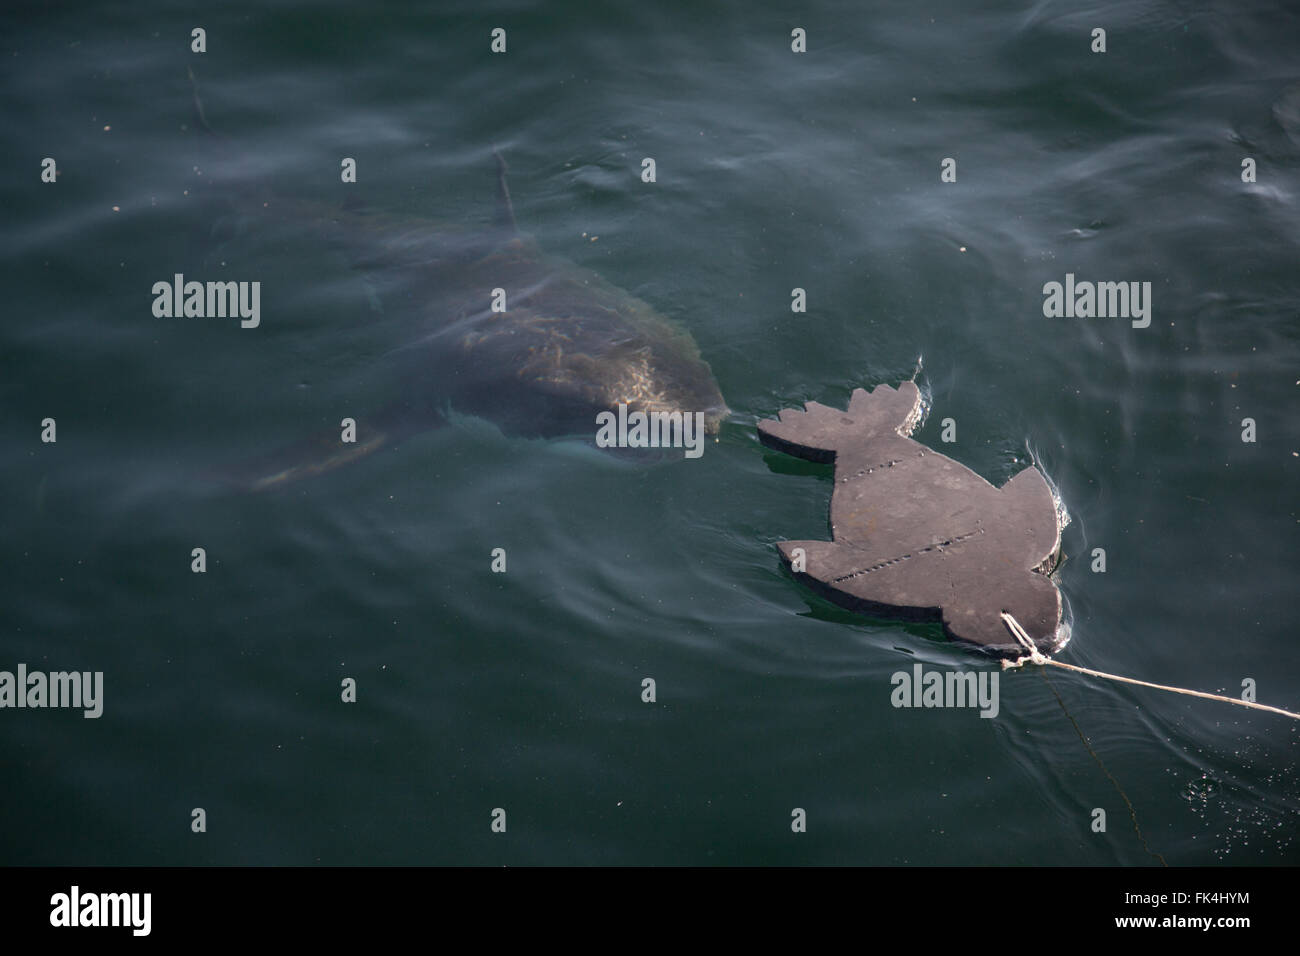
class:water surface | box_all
[1,0,1297,864]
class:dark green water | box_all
[2,0,1297,865]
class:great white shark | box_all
[191,87,727,488]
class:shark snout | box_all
[702,402,731,435]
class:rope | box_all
[1037,667,1168,866]
[999,613,1300,721]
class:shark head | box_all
[539,330,730,437]
[427,240,730,445]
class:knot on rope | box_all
[1000,612,1050,669]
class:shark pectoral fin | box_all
[206,404,434,492]
[246,431,391,491]
[208,428,391,493]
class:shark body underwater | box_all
[197,136,729,490]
